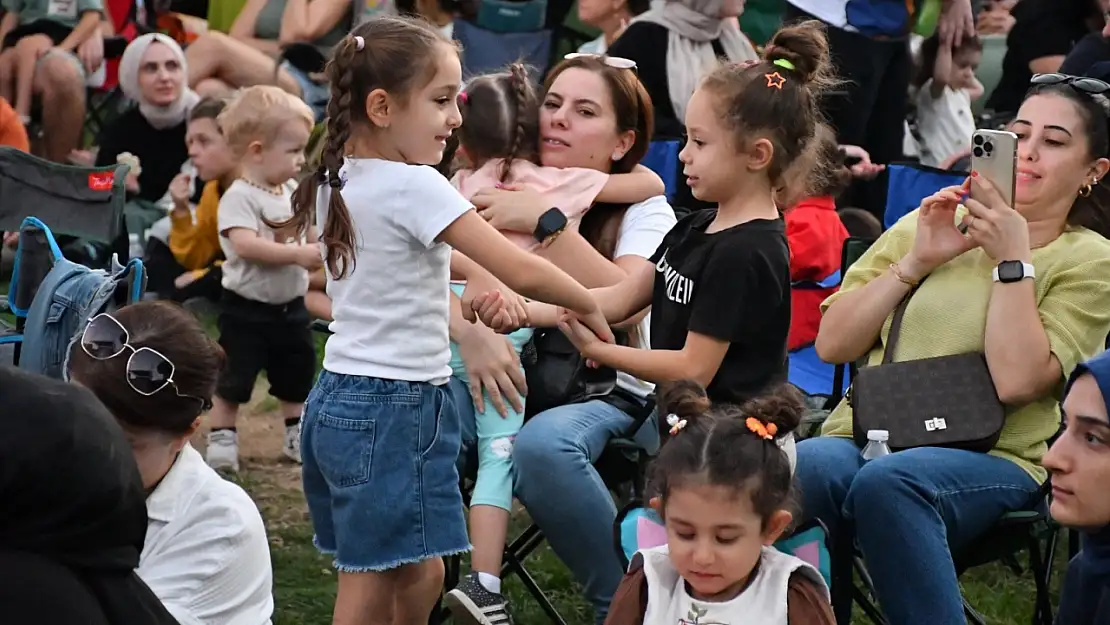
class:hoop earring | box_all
[1081,183,1094,197]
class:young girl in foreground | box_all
[604,381,833,624]
[444,61,664,623]
[516,21,833,408]
[275,16,611,625]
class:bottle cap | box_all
[867,429,889,442]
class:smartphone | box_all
[969,129,1017,207]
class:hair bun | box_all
[763,19,833,88]
[660,380,711,422]
[739,384,805,438]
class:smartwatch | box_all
[992,260,1035,284]
[533,207,568,244]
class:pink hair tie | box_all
[458,91,469,104]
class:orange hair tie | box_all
[746,417,777,440]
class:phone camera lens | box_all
[973,146,984,157]
[973,135,984,146]
[984,141,994,152]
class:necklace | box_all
[238,177,284,196]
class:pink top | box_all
[452,159,609,251]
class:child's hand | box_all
[471,186,550,233]
[168,173,192,211]
[460,274,528,329]
[556,311,604,357]
[471,291,528,334]
[296,243,324,271]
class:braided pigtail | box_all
[498,63,530,183]
[317,37,359,279]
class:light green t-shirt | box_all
[253,0,352,55]
[2,0,103,28]
[819,208,1110,483]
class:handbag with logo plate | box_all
[848,283,1006,453]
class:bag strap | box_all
[881,276,927,365]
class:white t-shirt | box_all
[217,180,309,304]
[912,79,975,168]
[319,159,472,383]
[139,445,273,625]
[640,544,828,625]
[611,195,678,398]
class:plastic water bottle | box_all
[861,429,892,461]
[128,233,144,261]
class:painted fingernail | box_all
[970,170,979,178]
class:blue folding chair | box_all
[642,139,681,202]
[883,162,968,229]
[1,217,144,372]
[788,269,847,399]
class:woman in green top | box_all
[182,0,352,120]
[798,75,1110,625]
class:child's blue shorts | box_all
[300,370,470,572]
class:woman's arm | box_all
[983,273,1058,405]
[281,0,350,43]
[230,0,282,55]
[594,165,665,204]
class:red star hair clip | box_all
[765,72,786,90]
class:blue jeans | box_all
[796,437,1041,625]
[448,380,658,625]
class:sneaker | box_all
[445,573,513,625]
[283,422,302,464]
[206,429,240,472]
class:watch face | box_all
[997,261,1024,282]
[539,209,567,234]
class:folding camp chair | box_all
[0,217,146,371]
[882,162,968,230]
[641,140,681,203]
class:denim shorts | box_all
[301,370,470,571]
[280,61,329,122]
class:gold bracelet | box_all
[540,228,564,248]
[889,262,920,287]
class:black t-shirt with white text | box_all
[649,210,790,405]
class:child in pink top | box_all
[443,63,664,623]
[450,63,664,251]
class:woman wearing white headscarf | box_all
[89,34,200,266]
[608,0,758,137]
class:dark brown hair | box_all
[457,63,541,183]
[280,16,452,279]
[1025,83,1110,237]
[648,381,804,527]
[188,96,229,123]
[806,123,851,199]
[543,55,655,260]
[699,20,836,205]
[67,301,225,436]
[913,34,982,89]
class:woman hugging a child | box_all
[443,61,665,623]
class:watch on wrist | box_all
[533,207,567,244]
[992,260,1035,283]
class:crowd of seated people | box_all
[7,1,1110,625]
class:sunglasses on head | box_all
[1031,73,1110,95]
[80,313,213,412]
[563,53,637,71]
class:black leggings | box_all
[783,6,911,219]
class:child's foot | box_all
[283,421,302,464]
[206,429,240,472]
[445,573,513,625]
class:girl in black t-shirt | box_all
[508,20,836,405]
